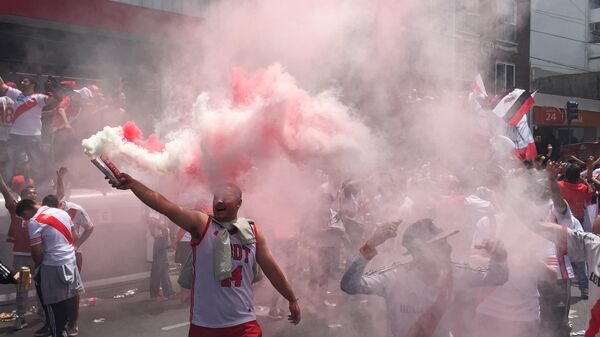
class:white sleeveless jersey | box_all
[191,218,257,328]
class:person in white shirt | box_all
[0,76,59,186]
[43,192,93,337]
[0,95,14,181]
[16,198,83,337]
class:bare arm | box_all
[526,221,564,244]
[0,76,8,94]
[57,108,72,129]
[0,174,16,206]
[31,244,43,266]
[547,162,568,214]
[75,226,93,248]
[255,230,300,325]
[113,173,208,239]
[56,167,67,200]
[71,226,80,248]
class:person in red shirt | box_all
[0,174,37,330]
[558,163,594,223]
[558,162,595,299]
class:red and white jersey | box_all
[5,86,46,136]
[28,206,76,266]
[63,201,93,252]
[191,218,257,328]
[567,229,600,336]
[0,96,15,141]
[63,201,93,235]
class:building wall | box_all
[475,0,531,93]
[110,0,209,17]
[530,0,589,79]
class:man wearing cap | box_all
[340,219,509,337]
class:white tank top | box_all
[191,218,258,328]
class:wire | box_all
[533,9,585,25]
[531,29,590,44]
[530,56,588,71]
[568,0,587,17]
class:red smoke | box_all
[122,121,165,153]
[111,65,367,186]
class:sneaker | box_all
[13,317,28,330]
[581,288,589,300]
[34,325,51,337]
[67,326,79,336]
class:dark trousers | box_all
[539,279,571,337]
[67,252,82,329]
[35,266,77,336]
[35,271,50,330]
[46,297,77,337]
[150,237,173,297]
[4,134,43,185]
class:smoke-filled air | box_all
[3,1,598,337]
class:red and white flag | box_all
[491,89,535,127]
[509,113,537,161]
[472,74,488,99]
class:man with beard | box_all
[110,173,300,336]
[340,218,509,337]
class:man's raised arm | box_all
[0,174,16,208]
[0,76,8,94]
[112,173,208,239]
[525,221,565,244]
[547,161,568,214]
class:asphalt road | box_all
[0,278,591,337]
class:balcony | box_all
[591,8,600,24]
[589,43,600,59]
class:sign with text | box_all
[533,106,566,125]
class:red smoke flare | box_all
[122,121,165,153]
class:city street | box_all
[0,275,590,337]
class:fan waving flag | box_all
[491,89,535,127]
[509,113,537,161]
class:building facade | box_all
[529,0,600,146]
[453,0,531,94]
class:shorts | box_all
[188,320,262,337]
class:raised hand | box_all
[366,220,402,249]
[109,172,136,190]
[56,167,68,179]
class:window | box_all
[591,22,600,43]
[456,0,479,34]
[497,0,517,43]
[592,0,600,10]
[457,48,478,82]
[496,62,515,93]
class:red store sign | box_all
[532,106,566,125]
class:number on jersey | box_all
[0,105,15,126]
[221,266,243,287]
